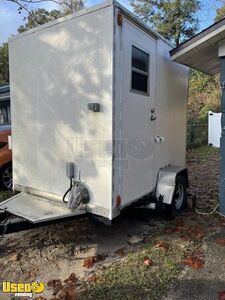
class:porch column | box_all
[219,55,225,215]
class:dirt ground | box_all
[0,146,225,300]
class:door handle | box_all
[151,116,157,121]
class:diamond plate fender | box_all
[155,166,188,205]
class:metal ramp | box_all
[0,193,86,223]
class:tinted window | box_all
[131,46,149,94]
[131,71,148,93]
[132,46,149,72]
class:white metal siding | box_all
[9,5,114,216]
[153,40,189,184]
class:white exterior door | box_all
[120,19,156,205]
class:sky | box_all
[0,0,223,45]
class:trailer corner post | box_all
[220,56,225,215]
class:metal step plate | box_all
[0,193,86,223]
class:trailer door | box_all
[120,18,156,205]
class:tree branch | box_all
[4,0,60,13]
[6,0,31,14]
[12,0,60,4]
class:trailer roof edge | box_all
[8,0,114,42]
[8,0,172,48]
[113,0,173,47]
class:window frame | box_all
[130,45,150,96]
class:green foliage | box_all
[0,8,63,86]
[0,43,9,84]
[191,145,219,162]
[189,70,220,95]
[215,4,225,22]
[186,122,208,148]
[59,0,85,15]
[188,70,220,121]
[0,1,86,84]
[130,0,200,46]
[81,241,183,299]
[0,191,15,203]
[181,1,223,143]
[17,9,62,33]
[187,70,221,148]
[186,0,225,148]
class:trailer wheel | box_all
[0,163,12,190]
[167,175,187,217]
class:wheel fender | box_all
[155,166,188,205]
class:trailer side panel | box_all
[9,5,114,218]
[153,40,189,185]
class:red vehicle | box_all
[0,125,12,190]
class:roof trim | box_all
[170,17,225,58]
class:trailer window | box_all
[131,46,149,94]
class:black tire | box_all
[0,163,12,190]
[166,175,187,217]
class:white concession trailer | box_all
[0,0,189,225]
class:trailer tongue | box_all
[0,193,86,224]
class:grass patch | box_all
[0,190,14,203]
[80,239,191,300]
[190,145,219,162]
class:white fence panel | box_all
[208,111,221,148]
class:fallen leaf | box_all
[215,238,225,246]
[114,248,126,257]
[57,283,76,300]
[178,225,205,241]
[9,253,19,262]
[87,274,98,283]
[83,258,94,269]
[218,291,225,300]
[26,270,37,279]
[180,235,191,241]
[155,241,169,252]
[174,219,185,227]
[144,258,153,266]
[184,256,205,269]
[64,273,77,285]
[47,279,62,288]
[175,225,186,233]
[190,227,205,239]
[47,279,63,296]
[83,254,105,269]
[194,249,205,258]
[164,227,175,234]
